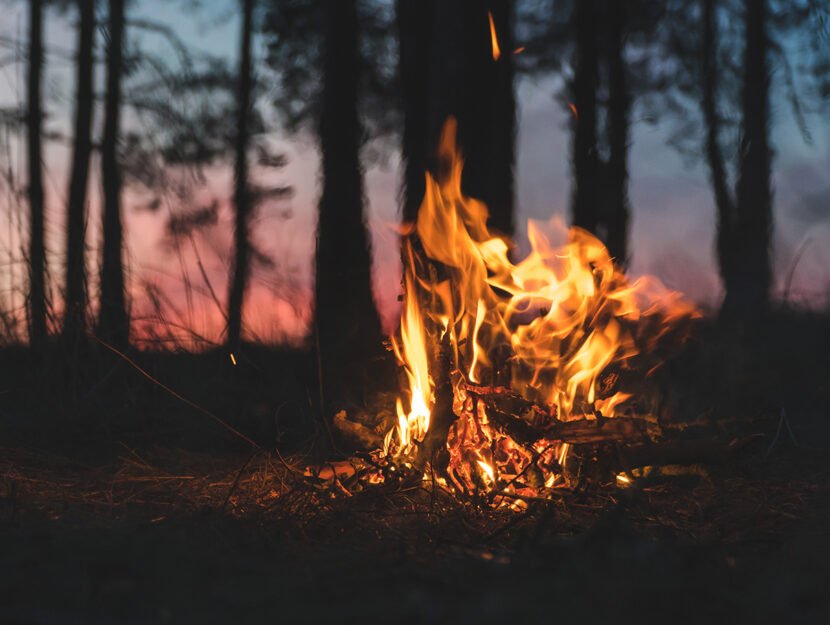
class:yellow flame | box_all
[386,273,433,457]
[558,443,570,467]
[468,300,486,383]
[477,460,496,483]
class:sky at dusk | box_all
[1,1,828,347]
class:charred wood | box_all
[415,329,455,471]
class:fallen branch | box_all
[484,405,661,447]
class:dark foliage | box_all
[263,0,400,144]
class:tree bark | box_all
[701,0,737,303]
[604,0,630,266]
[396,0,434,224]
[97,0,129,348]
[315,0,383,410]
[570,0,601,236]
[483,0,516,237]
[723,0,772,323]
[63,0,95,346]
[426,0,515,236]
[27,0,47,351]
[226,0,255,352]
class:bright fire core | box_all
[383,119,697,501]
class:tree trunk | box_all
[315,0,383,410]
[27,0,47,351]
[226,0,255,352]
[604,0,630,266]
[426,0,515,237]
[97,0,128,348]
[570,0,601,236]
[396,0,434,224]
[63,0,95,346]
[701,0,737,297]
[483,0,516,237]
[723,0,772,323]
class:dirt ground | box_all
[0,432,828,625]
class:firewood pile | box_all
[327,370,766,507]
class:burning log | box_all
[462,381,662,446]
[414,330,455,470]
[486,408,660,447]
[333,410,383,451]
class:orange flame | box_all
[488,11,501,61]
[384,118,697,496]
[388,271,432,458]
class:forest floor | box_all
[0,437,828,624]
[1,311,829,624]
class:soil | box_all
[0,434,828,624]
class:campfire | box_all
[341,119,701,506]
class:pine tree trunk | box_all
[570,0,601,236]
[97,0,128,348]
[701,0,737,296]
[604,0,630,266]
[315,0,383,409]
[483,0,516,237]
[396,0,434,224]
[426,0,515,236]
[64,0,95,345]
[226,0,255,352]
[723,0,772,322]
[27,0,47,351]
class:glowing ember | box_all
[488,11,501,61]
[381,118,697,502]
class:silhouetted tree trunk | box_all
[396,0,434,224]
[63,0,95,346]
[426,0,515,236]
[570,0,600,235]
[27,0,47,350]
[226,0,255,352]
[723,0,772,322]
[97,0,128,348]
[484,0,516,236]
[701,0,737,296]
[604,0,630,265]
[315,0,382,409]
